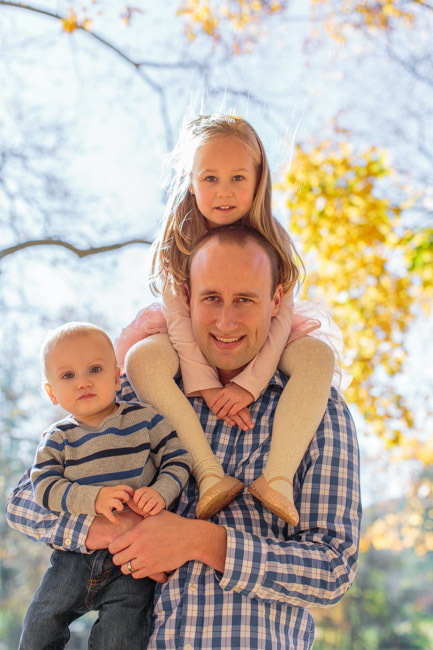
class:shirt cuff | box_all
[218,526,267,598]
[50,513,94,554]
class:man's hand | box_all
[109,510,227,579]
[133,487,166,516]
[95,485,134,523]
[200,385,254,431]
[86,509,143,550]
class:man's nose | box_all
[216,305,237,332]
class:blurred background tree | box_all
[0,1,432,648]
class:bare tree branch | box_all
[413,0,433,12]
[0,238,152,260]
[0,0,177,148]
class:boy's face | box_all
[44,331,121,427]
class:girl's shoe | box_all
[196,474,244,520]
[248,475,299,526]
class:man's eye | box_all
[90,366,102,374]
[62,372,74,380]
[204,296,219,302]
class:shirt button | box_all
[184,644,193,650]
[65,539,71,546]
[233,586,241,593]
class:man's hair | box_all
[41,322,116,379]
[187,224,281,297]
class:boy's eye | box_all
[62,372,74,380]
[90,366,102,374]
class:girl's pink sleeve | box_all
[162,289,221,396]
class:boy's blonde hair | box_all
[41,322,116,379]
[150,113,302,296]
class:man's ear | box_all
[271,284,283,317]
[44,382,59,405]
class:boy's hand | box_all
[200,385,254,431]
[133,487,166,516]
[95,485,134,524]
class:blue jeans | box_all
[19,549,154,650]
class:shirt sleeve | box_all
[162,289,222,395]
[31,428,100,516]
[230,291,294,400]
[6,467,93,553]
[218,389,361,608]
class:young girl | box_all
[115,113,342,526]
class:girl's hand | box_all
[95,485,134,524]
[200,385,254,431]
[133,487,166,516]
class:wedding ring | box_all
[127,560,136,573]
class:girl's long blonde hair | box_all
[150,114,302,295]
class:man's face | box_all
[186,238,283,384]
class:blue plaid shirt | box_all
[7,372,361,650]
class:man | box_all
[7,224,361,649]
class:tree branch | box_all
[0,0,176,148]
[0,238,152,260]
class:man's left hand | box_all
[109,510,196,579]
[109,509,227,578]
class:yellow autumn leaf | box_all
[61,9,79,34]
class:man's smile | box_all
[211,334,245,349]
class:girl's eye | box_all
[233,175,244,181]
[90,366,102,374]
[62,372,74,380]
[205,175,217,182]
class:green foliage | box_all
[313,530,433,649]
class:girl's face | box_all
[189,136,258,229]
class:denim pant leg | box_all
[19,550,94,650]
[87,550,154,650]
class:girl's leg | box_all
[248,337,335,525]
[125,334,243,519]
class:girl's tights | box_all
[248,336,335,525]
[125,333,335,525]
[125,334,243,519]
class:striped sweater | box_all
[31,401,191,516]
